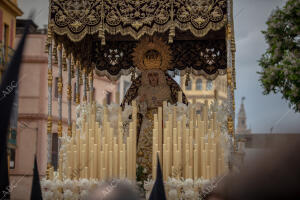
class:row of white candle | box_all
[48,95,227,181]
[153,99,228,180]
[49,100,137,181]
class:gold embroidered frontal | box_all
[50,0,227,42]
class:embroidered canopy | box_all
[48,0,229,80]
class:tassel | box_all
[53,41,58,64]
[62,50,67,71]
[101,37,106,46]
[57,43,63,137]
[168,26,175,44]
[45,26,52,53]
[76,61,80,104]
[71,55,75,78]
[185,72,190,87]
[45,42,49,54]
[79,67,83,85]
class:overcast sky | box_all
[18,0,300,133]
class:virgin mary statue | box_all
[121,37,188,176]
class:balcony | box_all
[0,42,15,69]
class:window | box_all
[196,79,202,90]
[1,24,10,82]
[106,91,112,105]
[3,24,9,64]
[185,80,192,90]
[9,149,16,169]
[54,77,58,98]
[8,86,18,170]
[206,80,213,90]
[51,133,59,170]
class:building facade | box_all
[0,0,22,80]
[10,20,117,200]
[0,0,23,177]
[180,74,228,112]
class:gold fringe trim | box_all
[50,17,227,43]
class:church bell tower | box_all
[237,97,251,134]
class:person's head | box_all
[209,136,300,200]
[88,180,140,200]
[147,71,159,87]
[141,69,166,87]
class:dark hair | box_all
[212,136,300,200]
[88,180,140,200]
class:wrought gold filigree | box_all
[76,94,80,104]
[227,116,233,135]
[67,85,72,101]
[46,163,51,179]
[45,26,52,53]
[58,120,62,137]
[48,69,53,87]
[62,50,67,71]
[71,57,75,78]
[53,41,58,64]
[58,77,63,94]
[68,126,72,137]
[47,116,52,134]
[227,67,232,88]
[226,24,232,41]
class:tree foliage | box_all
[258,0,300,112]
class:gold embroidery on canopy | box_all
[50,0,227,42]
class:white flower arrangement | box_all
[43,190,54,200]
[208,100,230,134]
[121,104,133,137]
[41,177,63,200]
[163,102,192,126]
[143,177,220,200]
[176,102,189,121]
[42,178,138,200]
[63,179,76,191]
[79,190,89,200]
[183,178,194,190]
[42,176,225,200]
[95,102,103,124]
[54,98,232,200]
[183,189,196,200]
[63,189,77,200]
[78,178,91,191]
[107,103,121,134]
[168,189,178,200]
[76,102,104,129]
[143,179,154,191]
